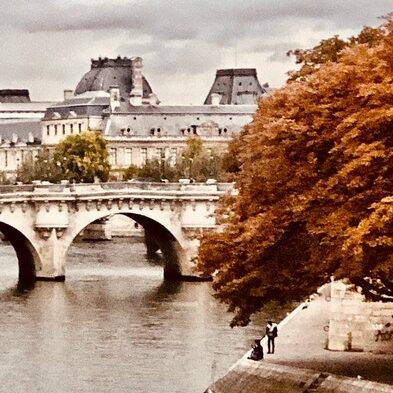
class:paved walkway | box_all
[242,295,393,385]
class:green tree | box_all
[16,149,63,183]
[198,17,393,326]
[54,131,110,183]
[175,136,226,181]
[122,136,228,183]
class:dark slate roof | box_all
[0,121,41,142]
[43,92,110,120]
[0,89,30,103]
[74,57,153,99]
[204,68,267,105]
[115,103,257,115]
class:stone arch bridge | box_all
[0,182,232,284]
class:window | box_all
[156,148,163,161]
[141,148,147,164]
[124,148,132,166]
[4,151,8,168]
[54,125,58,136]
[169,148,177,165]
[46,125,50,136]
[70,124,73,134]
[109,148,117,166]
[150,128,155,136]
[62,124,66,135]
[78,123,82,133]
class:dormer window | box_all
[52,112,61,119]
[150,128,155,136]
[69,111,77,118]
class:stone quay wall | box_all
[329,281,393,353]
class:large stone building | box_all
[0,56,267,178]
[0,90,55,176]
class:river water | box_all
[0,239,292,393]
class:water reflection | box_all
[0,239,293,393]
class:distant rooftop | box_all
[204,68,267,105]
[74,56,154,100]
[0,89,31,103]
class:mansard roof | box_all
[43,91,110,120]
[0,120,41,142]
[74,57,154,99]
[204,68,267,105]
[0,89,31,103]
[113,103,257,115]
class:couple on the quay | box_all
[248,321,278,361]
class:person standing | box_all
[266,320,278,354]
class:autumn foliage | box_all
[197,16,393,326]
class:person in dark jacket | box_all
[266,321,278,354]
[247,339,264,360]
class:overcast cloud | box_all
[0,0,391,104]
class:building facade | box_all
[0,56,267,179]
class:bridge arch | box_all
[0,221,39,286]
[66,211,189,279]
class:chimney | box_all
[211,93,221,106]
[64,89,74,101]
[109,85,121,111]
[129,57,143,106]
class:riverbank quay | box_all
[204,295,393,392]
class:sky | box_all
[0,0,392,105]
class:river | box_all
[0,239,293,393]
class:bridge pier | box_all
[35,228,67,281]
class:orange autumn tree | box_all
[197,16,393,327]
